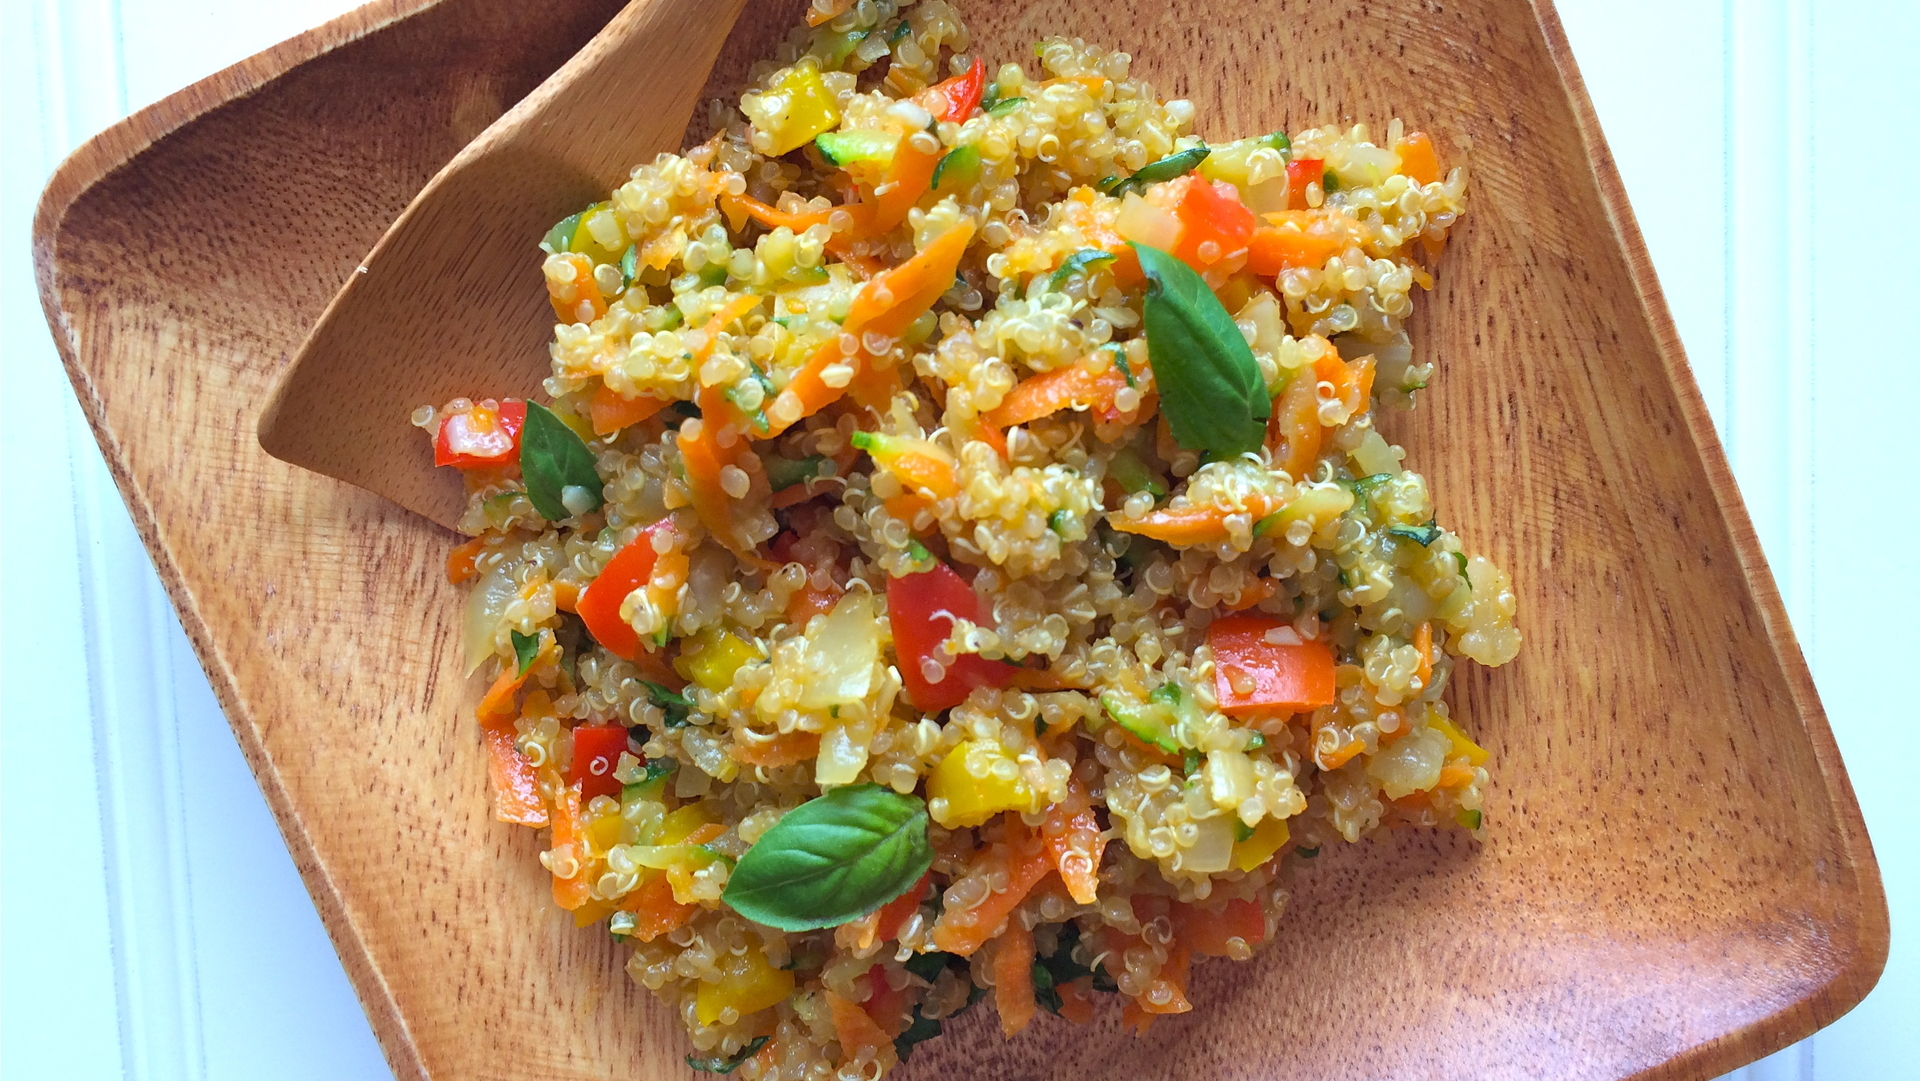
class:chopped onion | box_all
[1347,428,1402,476]
[1182,814,1235,873]
[463,562,518,675]
[1366,725,1448,799]
[814,723,870,787]
[1114,191,1182,252]
[798,590,879,710]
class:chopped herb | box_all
[1457,808,1483,830]
[540,210,583,255]
[1102,145,1210,198]
[721,785,934,932]
[1047,248,1116,291]
[639,679,694,728]
[687,1036,769,1075]
[764,453,827,492]
[903,950,958,982]
[510,630,540,676]
[1131,242,1269,457]
[698,263,729,287]
[1234,819,1256,843]
[1108,343,1136,387]
[1322,170,1341,193]
[1183,748,1203,776]
[890,20,913,43]
[1388,522,1441,546]
[1246,732,1266,751]
[1047,509,1072,536]
[623,757,678,802]
[1452,551,1470,577]
[619,244,638,288]
[519,402,604,521]
[1034,716,1049,736]
[1296,846,1319,859]
[907,539,933,565]
[985,95,1026,116]
[1257,131,1292,159]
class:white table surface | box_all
[3,1,1914,1078]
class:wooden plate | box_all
[33,1,1886,1079]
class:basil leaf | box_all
[1103,145,1210,198]
[889,19,912,43]
[541,211,582,255]
[1130,242,1269,457]
[639,679,693,728]
[722,784,933,932]
[510,630,539,676]
[1322,169,1342,193]
[687,1036,768,1075]
[520,401,604,521]
[1047,248,1116,291]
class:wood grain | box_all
[32,1,1887,1080]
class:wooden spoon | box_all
[257,0,749,530]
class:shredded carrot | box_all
[1042,776,1106,905]
[766,221,975,436]
[873,872,930,944]
[1321,737,1366,770]
[826,990,897,1069]
[842,136,942,240]
[549,784,594,910]
[718,191,833,234]
[619,873,697,941]
[1268,365,1322,480]
[477,660,534,727]
[1438,761,1476,789]
[1009,667,1089,692]
[446,536,485,584]
[847,353,903,413]
[785,579,843,626]
[1227,575,1278,612]
[1396,131,1442,186]
[1110,492,1279,546]
[1137,938,1192,1015]
[1055,976,1097,1024]
[480,723,547,826]
[881,491,933,531]
[1246,220,1344,275]
[732,730,822,767]
[1414,621,1434,688]
[806,0,855,26]
[985,355,1132,430]
[1121,999,1156,1035]
[546,252,607,324]
[589,383,670,435]
[994,920,1038,1036]
[931,822,1054,956]
[676,416,764,555]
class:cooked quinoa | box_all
[416,1,1519,1076]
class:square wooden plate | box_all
[34,1,1886,1079]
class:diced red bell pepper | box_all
[888,558,1014,711]
[921,57,986,122]
[434,399,527,469]
[577,520,674,661]
[1207,613,1336,716]
[1285,158,1325,211]
[570,723,632,802]
[1169,175,1255,271]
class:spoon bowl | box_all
[258,0,749,529]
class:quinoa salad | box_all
[416,0,1519,1075]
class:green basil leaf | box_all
[722,784,932,932]
[1452,551,1470,577]
[1047,248,1116,291]
[510,630,539,676]
[520,401,604,521]
[541,211,582,255]
[1322,169,1341,193]
[1131,241,1269,457]
[1103,145,1210,198]
[687,1036,769,1075]
[639,679,693,728]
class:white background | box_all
[2,1,1914,1078]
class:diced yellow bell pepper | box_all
[585,811,627,854]
[658,803,717,845]
[569,200,628,265]
[570,898,617,928]
[1426,713,1489,766]
[745,63,841,157]
[695,945,795,1025]
[927,740,1035,828]
[674,624,762,692]
[1230,815,1289,872]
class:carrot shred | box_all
[676,415,765,555]
[1173,897,1266,958]
[994,920,1038,1036]
[1055,976,1096,1024]
[719,191,833,234]
[985,356,1131,430]
[881,491,933,532]
[1042,776,1106,905]
[549,784,594,910]
[589,383,670,435]
[619,873,698,941]
[1121,998,1156,1035]
[806,0,855,26]
[477,661,534,727]
[1438,761,1476,789]
[1110,492,1279,546]
[732,730,822,767]
[1137,938,1192,1015]
[826,990,897,1069]
[1268,365,1322,480]
[446,536,485,584]
[931,822,1053,956]
[1321,737,1366,770]
[873,872,931,944]
[1414,621,1434,688]
[552,580,579,613]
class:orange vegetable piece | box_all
[1321,737,1366,770]
[677,416,767,555]
[552,580,579,613]
[994,920,1038,1037]
[1173,897,1266,958]
[931,823,1054,956]
[986,356,1132,430]
[873,872,931,944]
[732,730,822,768]
[806,0,854,26]
[1168,175,1255,272]
[1396,131,1442,185]
[719,191,834,234]
[1414,621,1434,688]
[546,252,607,324]
[549,784,594,911]
[619,873,698,941]
[1109,491,1279,547]
[476,654,538,727]
[826,990,897,1069]
[1055,976,1097,1024]
[589,383,670,435]
[1207,614,1337,717]
[1438,761,1477,789]
[480,723,547,826]
[446,536,485,584]
[1135,938,1192,1015]
[841,135,942,241]
[1267,366,1322,480]
[1246,211,1352,275]
[1041,776,1106,905]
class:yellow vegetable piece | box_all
[750,64,841,157]
[675,624,762,692]
[927,740,1035,828]
[569,200,628,265]
[1426,713,1489,766]
[571,898,617,928]
[695,945,795,1025]
[1231,815,1290,872]
[585,812,626,854]
[658,804,717,845]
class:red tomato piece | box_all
[887,559,1015,711]
[1206,613,1336,716]
[1170,176,1255,270]
[434,399,527,468]
[577,520,674,661]
[570,724,632,802]
[1285,158,1325,211]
